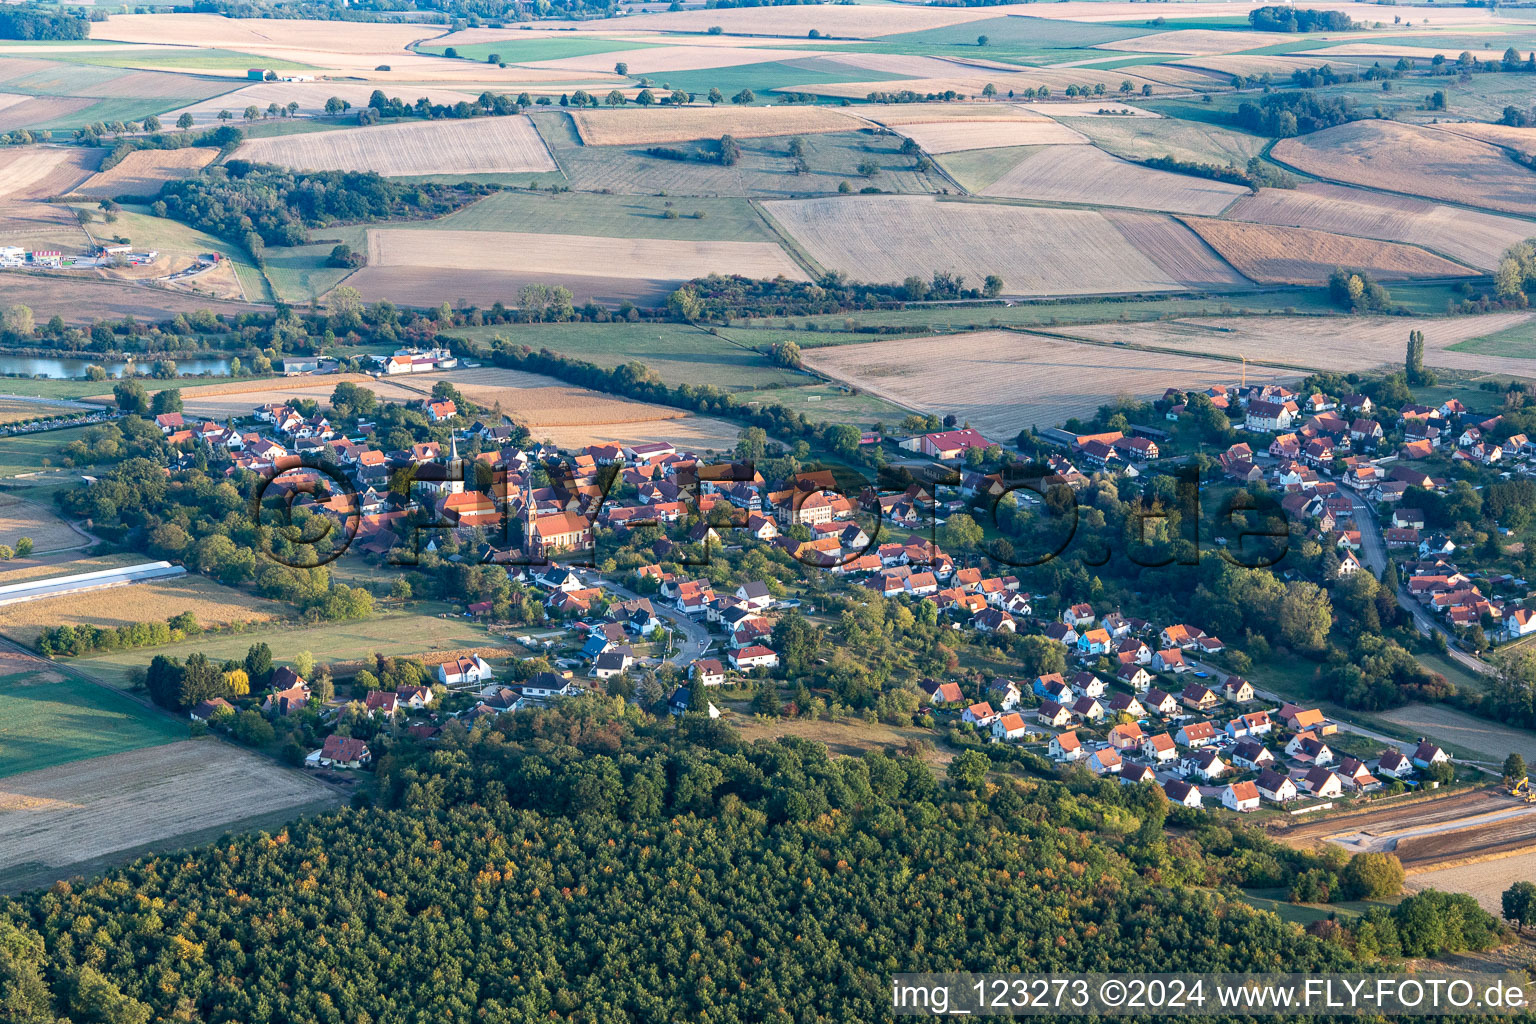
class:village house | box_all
[1285,732,1334,765]
[690,659,726,687]
[962,702,999,727]
[1045,731,1082,762]
[1412,740,1449,768]
[1223,780,1261,812]
[1117,665,1154,691]
[1179,683,1219,713]
[1231,738,1276,771]
[1107,722,1145,750]
[729,645,779,673]
[992,712,1029,741]
[1163,778,1202,808]
[1142,688,1179,717]
[1376,750,1413,779]
[1087,747,1123,775]
[1255,769,1298,803]
[1037,700,1073,728]
[925,679,965,706]
[1142,732,1177,764]
[1152,649,1188,673]
[1176,721,1217,749]
[1300,766,1345,799]
[307,734,371,769]
[437,656,495,687]
[1183,748,1229,781]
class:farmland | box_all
[0,574,286,647]
[1054,114,1267,167]
[980,145,1250,214]
[1224,183,1536,273]
[0,739,338,890]
[1056,311,1536,377]
[763,195,1245,296]
[354,226,805,307]
[450,321,806,390]
[1271,120,1536,216]
[800,328,1291,437]
[0,650,183,779]
[0,272,262,323]
[569,105,865,146]
[72,146,219,198]
[0,146,101,200]
[238,117,557,175]
[1183,218,1476,285]
[1406,849,1536,915]
[1376,704,1536,765]
[0,493,83,553]
[893,117,1087,154]
[76,609,505,688]
[0,398,83,426]
[406,191,784,244]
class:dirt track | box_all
[1275,788,1536,870]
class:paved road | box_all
[596,578,711,668]
[1348,489,1492,678]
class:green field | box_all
[532,112,948,197]
[262,224,368,303]
[0,426,95,477]
[76,607,503,687]
[1448,320,1536,359]
[451,320,809,390]
[1058,114,1267,167]
[420,190,785,243]
[0,666,183,779]
[420,36,656,64]
[45,48,317,73]
[863,15,1152,64]
[936,145,1036,194]
[734,382,911,428]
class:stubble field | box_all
[73,146,219,198]
[1183,218,1476,285]
[0,739,338,883]
[238,116,557,175]
[801,329,1290,436]
[0,146,102,200]
[894,117,1087,153]
[763,195,1244,296]
[1057,311,1536,376]
[569,105,865,145]
[1224,182,1534,273]
[980,144,1249,214]
[0,493,83,553]
[0,575,286,647]
[1272,120,1536,215]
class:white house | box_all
[1087,747,1122,775]
[729,645,780,673]
[1163,779,1202,808]
[1377,750,1414,779]
[1222,780,1261,812]
[1412,740,1449,769]
[1255,769,1298,803]
[437,656,495,687]
[1049,731,1084,761]
[963,702,999,727]
[992,712,1029,742]
[307,734,372,769]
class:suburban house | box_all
[962,702,999,726]
[1231,739,1276,771]
[364,690,399,716]
[1412,740,1449,768]
[690,659,726,687]
[992,713,1029,741]
[1255,769,1298,803]
[1301,767,1345,798]
[307,734,371,769]
[1107,722,1145,750]
[1143,688,1179,717]
[190,698,234,722]
[1285,732,1334,765]
[1222,780,1261,812]
[1087,747,1122,775]
[1176,721,1217,748]
[1225,711,1272,739]
[925,680,964,705]
[729,645,779,672]
[1377,750,1414,779]
[1142,732,1177,764]
[1049,731,1085,761]
[1163,779,1202,808]
[437,656,495,687]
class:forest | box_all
[0,7,88,40]
[0,700,1504,1024]
[156,163,490,252]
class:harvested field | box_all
[1170,53,1372,77]
[0,201,91,253]
[1094,28,1302,54]
[0,274,264,323]
[802,66,1174,100]
[93,12,424,55]
[1225,182,1534,273]
[535,414,744,451]
[0,398,83,426]
[981,144,1249,214]
[764,195,1244,296]
[1102,210,1248,285]
[239,117,556,175]
[865,103,1050,126]
[1406,848,1536,914]
[547,4,1012,38]
[527,44,831,73]
[1272,119,1536,215]
[0,740,337,879]
[0,575,285,647]
[1057,311,1536,376]
[0,146,102,200]
[1377,703,1536,765]
[0,494,83,554]
[361,227,806,301]
[1433,121,1536,158]
[0,96,95,133]
[347,265,682,308]
[1055,114,1265,167]
[1183,218,1476,285]
[73,146,217,198]
[895,117,1087,153]
[164,82,481,126]
[163,258,245,301]
[800,329,1290,437]
[569,104,863,145]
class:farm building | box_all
[0,561,186,607]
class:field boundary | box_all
[750,198,827,279]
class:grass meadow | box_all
[0,664,183,779]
